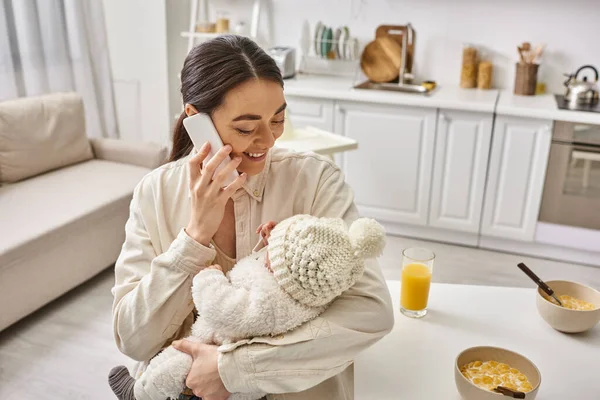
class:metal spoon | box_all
[517,263,563,307]
[494,386,526,398]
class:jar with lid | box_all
[460,43,478,88]
[215,10,230,33]
[477,51,493,90]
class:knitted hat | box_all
[268,215,386,307]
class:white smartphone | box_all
[183,113,239,186]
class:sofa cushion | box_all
[0,159,150,271]
[0,92,94,184]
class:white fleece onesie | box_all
[133,248,324,400]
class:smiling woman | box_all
[110,34,393,400]
[184,80,287,177]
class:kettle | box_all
[563,65,599,105]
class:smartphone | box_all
[183,113,239,187]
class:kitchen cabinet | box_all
[334,101,437,226]
[429,110,493,233]
[285,95,334,132]
[481,116,552,241]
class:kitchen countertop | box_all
[284,74,499,113]
[354,281,600,399]
[496,89,600,125]
[284,74,600,125]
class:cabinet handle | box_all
[440,112,450,122]
[335,104,345,114]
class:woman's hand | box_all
[186,143,247,246]
[172,340,231,400]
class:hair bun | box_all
[349,218,386,259]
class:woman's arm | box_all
[112,180,217,361]
[218,164,395,394]
[113,144,247,362]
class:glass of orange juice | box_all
[400,247,435,318]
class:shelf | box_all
[180,31,223,40]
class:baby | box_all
[109,214,386,400]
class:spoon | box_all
[494,386,526,398]
[517,263,563,307]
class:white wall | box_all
[217,0,600,93]
[102,0,170,145]
[103,0,600,145]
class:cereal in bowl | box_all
[460,360,533,393]
[557,295,596,311]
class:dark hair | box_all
[169,35,284,162]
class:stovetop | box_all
[555,95,600,113]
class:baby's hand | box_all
[256,221,278,245]
[206,264,223,273]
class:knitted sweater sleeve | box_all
[192,268,320,340]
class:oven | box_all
[539,121,600,229]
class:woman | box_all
[111,35,394,400]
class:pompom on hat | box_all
[267,215,386,307]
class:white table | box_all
[275,126,357,161]
[355,281,600,399]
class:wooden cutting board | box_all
[375,25,415,74]
[360,36,402,83]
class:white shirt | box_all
[111,147,394,399]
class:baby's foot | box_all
[108,365,136,400]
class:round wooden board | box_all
[360,36,402,83]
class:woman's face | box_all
[186,78,286,177]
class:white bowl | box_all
[455,346,541,400]
[536,280,600,333]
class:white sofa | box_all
[0,92,168,331]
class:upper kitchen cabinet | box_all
[481,116,552,241]
[284,96,335,132]
[334,101,437,226]
[429,110,493,233]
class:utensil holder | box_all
[514,63,539,96]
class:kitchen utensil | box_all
[536,280,600,333]
[313,21,324,56]
[375,25,415,76]
[514,63,539,96]
[517,46,526,64]
[533,44,545,64]
[521,42,531,63]
[360,35,402,83]
[455,346,541,400]
[493,387,525,399]
[563,65,599,105]
[517,263,562,306]
[267,46,296,79]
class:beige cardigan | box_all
[111,147,394,399]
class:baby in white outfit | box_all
[109,214,385,400]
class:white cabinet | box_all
[334,101,437,226]
[285,95,334,132]
[429,110,493,233]
[481,116,552,241]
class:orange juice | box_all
[401,263,432,310]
